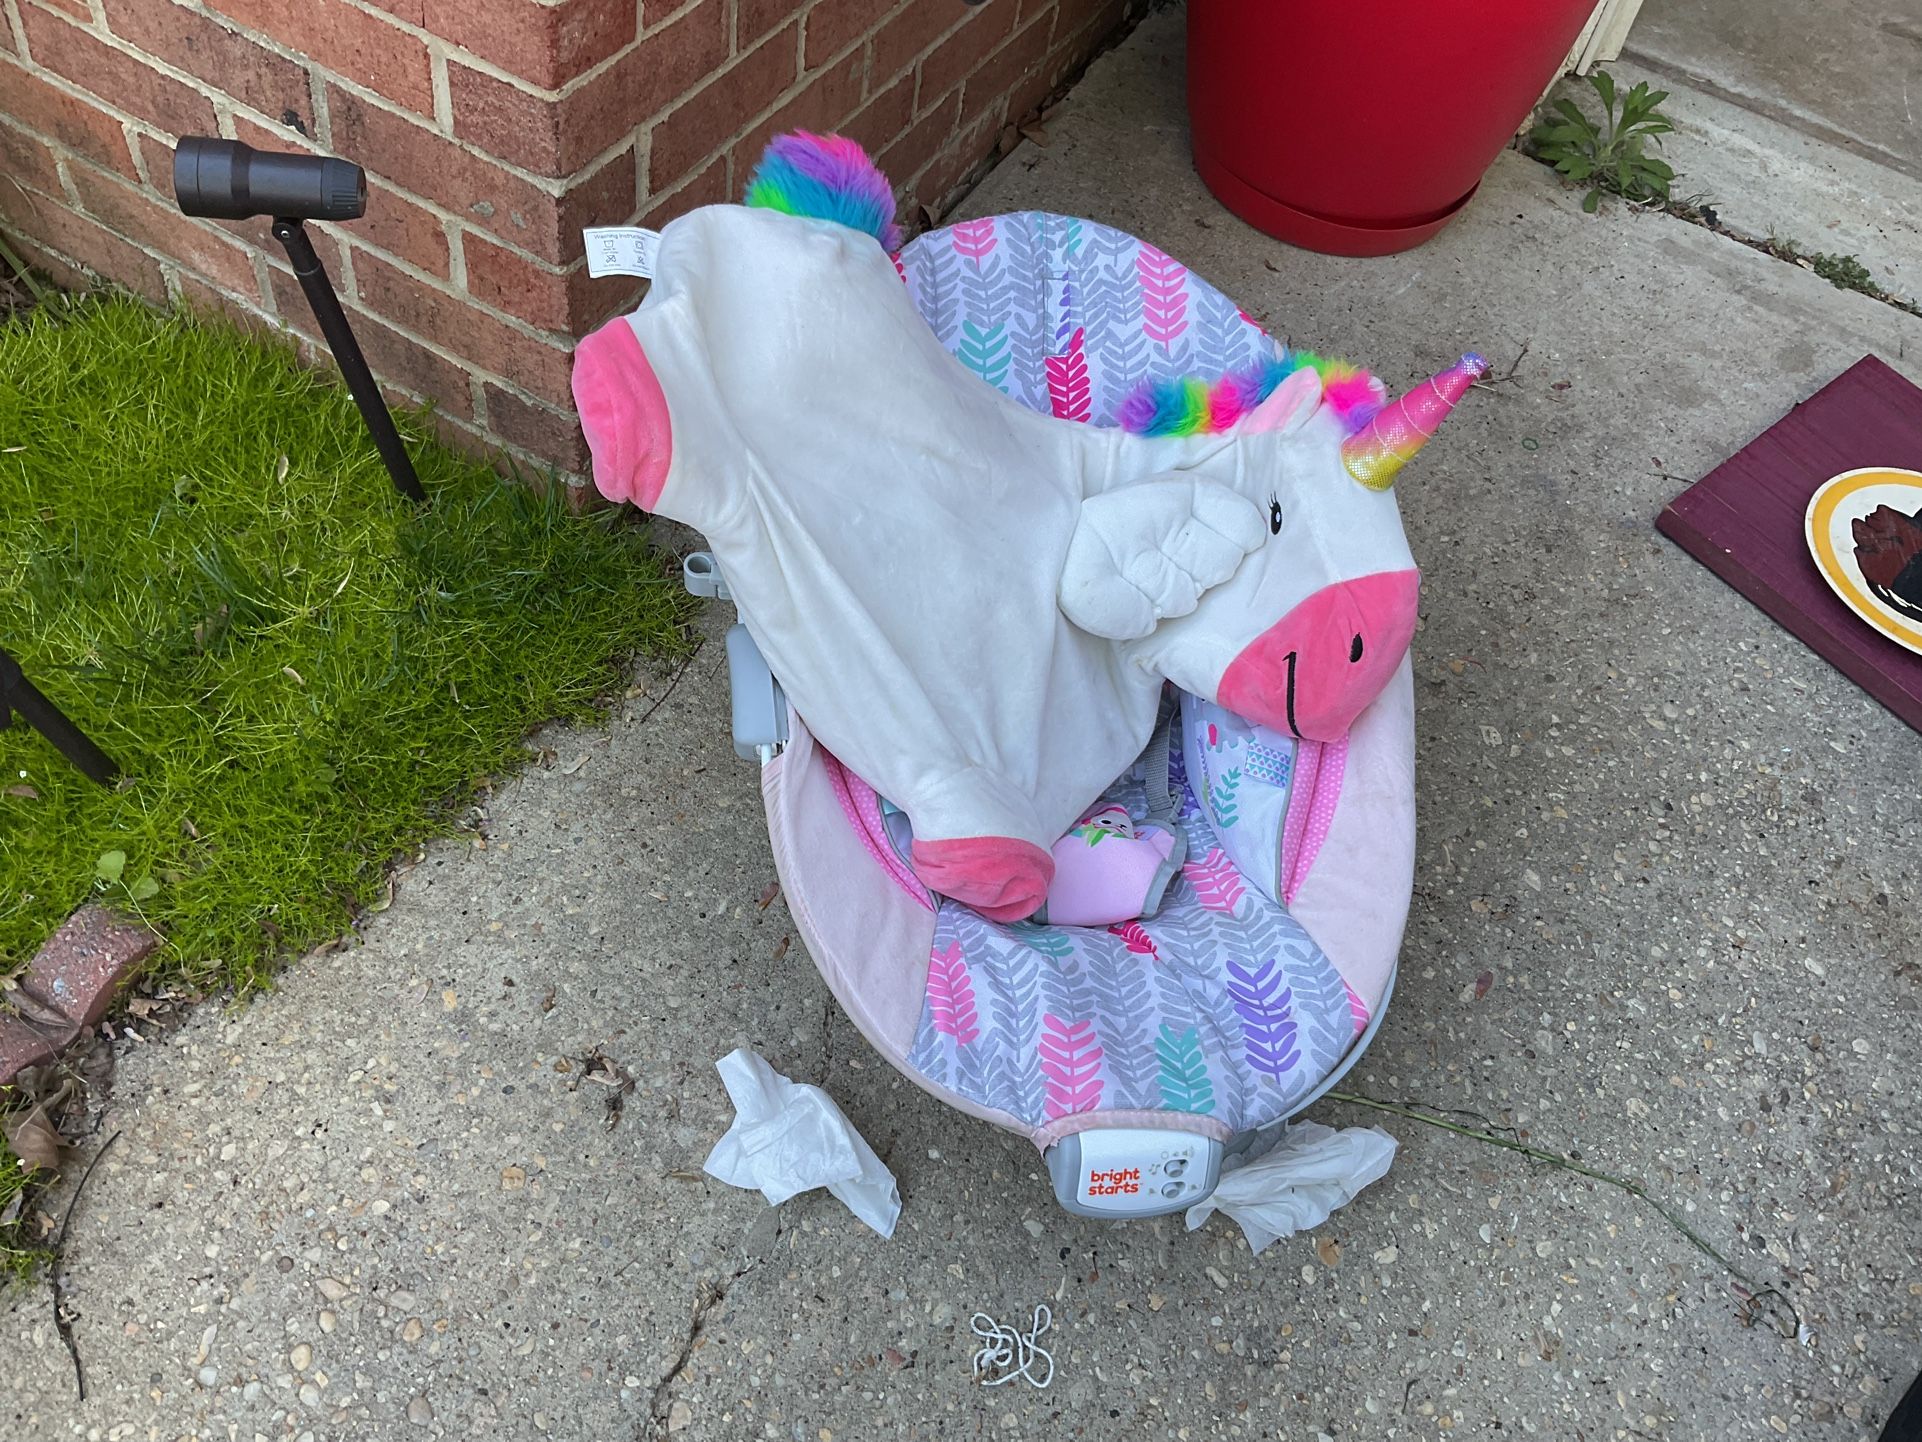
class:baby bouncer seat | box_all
[575,136,1482,1219]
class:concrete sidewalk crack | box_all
[642,1249,768,1439]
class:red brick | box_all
[482,383,589,470]
[67,154,264,294]
[449,0,727,176]
[462,232,572,330]
[641,150,728,225]
[432,0,639,90]
[0,59,136,177]
[269,261,477,418]
[0,115,67,196]
[20,6,219,138]
[728,47,861,179]
[650,20,796,191]
[175,268,277,330]
[916,0,1015,107]
[878,84,957,195]
[98,0,311,131]
[1055,0,1127,46]
[19,905,161,1031]
[957,6,1050,131]
[0,181,169,300]
[555,146,641,263]
[27,0,89,19]
[352,248,574,401]
[357,0,425,25]
[916,111,996,209]
[331,179,451,276]
[870,0,955,87]
[202,0,434,116]
[443,61,558,172]
[804,0,893,67]
[737,0,797,52]
[328,82,580,261]
[838,69,913,162]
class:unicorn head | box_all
[1092,352,1484,740]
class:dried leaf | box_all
[1315,1234,1342,1268]
[1017,124,1050,147]
[1474,971,1494,1000]
[274,454,290,483]
[282,665,305,686]
[3,1105,67,1172]
[3,784,37,800]
[756,882,781,910]
[771,935,790,962]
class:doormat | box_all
[1656,354,1922,734]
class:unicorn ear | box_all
[1238,367,1321,435]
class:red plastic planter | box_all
[1187,0,1599,256]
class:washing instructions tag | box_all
[582,227,660,279]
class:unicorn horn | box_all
[1342,353,1489,491]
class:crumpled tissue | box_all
[1185,1120,1397,1255]
[702,1047,901,1238]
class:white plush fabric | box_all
[581,206,1413,891]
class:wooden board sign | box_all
[1655,354,1922,735]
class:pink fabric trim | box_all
[1033,1108,1234,1149]
[571,319,672,510]
[910,836,1054,922]
[1280,734,1347,906]
[820,750,934,911]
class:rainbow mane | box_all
[744,132,901,251]
[1119,350,1384,438]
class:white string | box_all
[969,1305,1055,1389]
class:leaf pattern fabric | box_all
[903,728,1356,1133]
[891,209,1361,1135]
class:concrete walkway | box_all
[7,9,1921,1440]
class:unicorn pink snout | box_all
[1218,570,1420,740]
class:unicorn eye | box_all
[1267,496,1284,535]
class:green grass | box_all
[0,295,690,990]
[1,293,689,1275]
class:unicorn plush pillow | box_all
[572,134,1481,921]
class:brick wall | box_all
[0,0,1139,481]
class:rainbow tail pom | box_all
[744,132,901,251]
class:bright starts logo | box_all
[1086,1167,1141,1197]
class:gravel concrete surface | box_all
[6,9,1921,1441]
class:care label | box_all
[582,226,661,279]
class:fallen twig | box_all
[1325,1090,1801,1333]
[50,1129,121,1401]
[632,637,708,729]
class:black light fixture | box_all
[173,137,426,503]
[0,645,119,787]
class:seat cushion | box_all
[904,715,1369,1135]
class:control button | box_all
[1164,1157,1188,1178]
[1161,1181,1183,1198]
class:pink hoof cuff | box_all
[911,836,1054,922]
[571,319,672,510]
